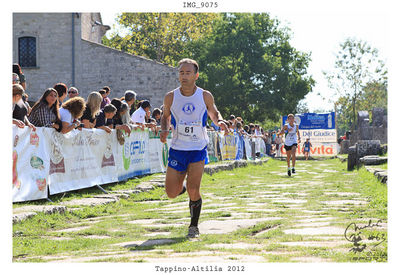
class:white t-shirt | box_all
[130,107,146,124]
[59,107,74,125]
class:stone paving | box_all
[13,158,387,263]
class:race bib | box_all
[177,120,203,142]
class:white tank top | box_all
[170,86,209,151]
[284,123,298,146]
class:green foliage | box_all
[103,13,218,66]
[103,13,314,123]
[186,13,314,122]
[324,38,387,132]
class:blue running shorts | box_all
[168,146,209,172]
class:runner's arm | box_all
[203,90,228,133]
[160,91,173,143]
[278,125,287,135]
[297,126,301,143]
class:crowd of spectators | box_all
[12,63,160,144]
[208,114,283,157]
[12,62,283,156]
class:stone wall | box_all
[13,13,75,100]
[13,12,180,109]
[80,13,109,44]
[76,39,179,108]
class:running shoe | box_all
[287,169,291,177]
[292,168,296,174]
[187,226,200,238]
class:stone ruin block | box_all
[347,140,382,171]
[357,111,370,129]
[340,140,350,154]
[347,145,357,171]
[372,107,385,127]
[356,140,381,159]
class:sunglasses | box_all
[68,91,77,94]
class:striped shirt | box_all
[28,102,57,127]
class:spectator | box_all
[275,133,283,157]
[22,92,32,115]
[229,115,237,131]
[265,132,272,156]
[53,83,68,105]
[95,103,116,133]
[243,125,250,134]
[101,86,112,108]
[236,122,245,135]
[131,100,151,128]
[147,117,158,134]
[249,123,255,135]
[254,124,261,136]
[12,84,35,130]
[59,97,86,134]
[80,92,102,129]
[110,98,132,143]
[151,108,162,126]
[12,73,20,85]
[28,88,62,131]
[13,64,26,90]
[99,89,110,109]
[67,87,79,99]
[121,90,137,126]
[103,86,111,98]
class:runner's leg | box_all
[286,148,292,176]
[165,166,187,199]
[291,146,297,173]
[186,160,205,227]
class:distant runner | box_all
[160,58,228,238]
[302,138,312,160]
[279,114,301,176]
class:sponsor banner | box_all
[280,142,338,156]
[299,129,337,143]
[148,130,172,174]
[117,129,150,181]
[218,132,237,160]
[235,133,244,160]
[207,131,219,162]
[243,136,253,160]
[259,137,266,156]
[12,126,49,202]
[45,128,119,195]
[283,112,335,130]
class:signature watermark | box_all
[344,219,387,261]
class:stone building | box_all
[12,12,179,109]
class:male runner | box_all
[159,58,228,238]
[279,114,301,176]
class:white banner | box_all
[243,136,252,160]
[12,126,50,202]
[12,126,173,202]
[299,129,337,143]
[148,131,171,174]
[117,129,150,181]
[44,128,119,195]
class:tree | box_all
[102,13,218,66]
[184,13,314,123]
[324,38,387,130]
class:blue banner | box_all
[235,133,244,160]
[282,112,335,130]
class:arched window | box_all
[18,36,37,67]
